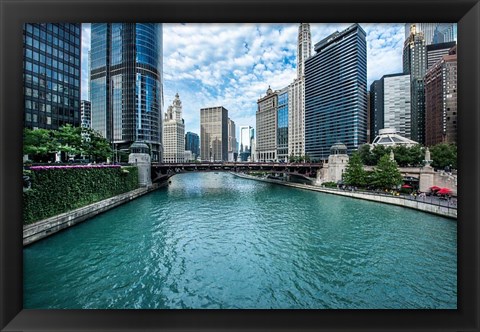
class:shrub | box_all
[23,166,138,224]
[322,182,338,188]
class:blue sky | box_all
[81,23,407,136]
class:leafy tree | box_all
[429,143,457,170]
[406,144,424,166]
[343,152,367,187]
[55,124,84,161]
[371,154,403,190]
[391,145,410,167]
[81,128,112,162]
[358,144,375,166]
[370,145,390,165]
[23,128,58,162]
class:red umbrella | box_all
[401,184,412,188]
[430,186,441,191]
[437,188,452,195]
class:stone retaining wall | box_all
[233,173,457,220]
[23,183,164,246]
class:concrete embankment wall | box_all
[233,173,457,220]
[23,183,165,246]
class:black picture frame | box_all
[1,0,479,331]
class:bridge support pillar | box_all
[419,165,435,193]
[128,142,152,187]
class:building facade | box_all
[369,79,383,142]
[426,41,456,70]
[403,24,427,144]
[227,118,237,161]
[90,23,163,161]
[200,106,228,161]
[239,125,254,161]
[304,23,368,160]
[277,86,289,162]
[288,23,312,158]
[163,93,185,163]
[23,23,82,129]
[80,100,91,128]
[381,74,412,139]
[424,47,457,146]
[404,23,456,46]
[185,131,200,160]
[256,87,278,162]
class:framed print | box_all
[1,0,479,331]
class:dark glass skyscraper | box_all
[23,23,82,129]
[185,132,200,159]
[304,24,367,160]
[369,79,384,142]
[403,24,426,144]
[90,23,163,161]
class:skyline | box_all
[80,23,449,137]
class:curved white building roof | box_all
[372,128,419,147]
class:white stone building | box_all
[383,74,412,139]
[256,86,277,162]
[163,93,185,163]
[288,23,311,158]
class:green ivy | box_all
[23,167,139,224]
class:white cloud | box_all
[81,23,408,140]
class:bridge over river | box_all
[151,162,324,183]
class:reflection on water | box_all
[24,172,457,309]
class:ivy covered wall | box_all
[23,165,139,224]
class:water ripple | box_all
[24,172,457,309]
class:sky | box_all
[81,23,407,137]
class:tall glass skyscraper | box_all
[23,23,82,129]
[185,132,200,159]
[304,24,368,160]
[90,23,163,161]
[277,86,289,162]
[404,23,456,46]
[403,24,426,144]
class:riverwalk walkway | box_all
[232,173,457,220]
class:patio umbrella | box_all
[401,184,412,188]
[437,188,452,195]
[430,186,441,191]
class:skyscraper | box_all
[426,41,456,70]
[382,74,412,139]
[424,46,457,146]
[227,118,237,161]
[369,79,383,142]
[405,23,456,46]
[403,24,427,144]
[200,106,228,161]
[90,23,163,161]
[80,100,91,128]
[256,86,278,162]
[163,93,185,163]
[288,23,311,158]
[304,24,367,160]
[238,125,254,161]
[185,132,200,160]
[23,23,82,129]
[277,86,289,162]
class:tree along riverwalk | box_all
[232,173,457,220]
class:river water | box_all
[24,172,457,309]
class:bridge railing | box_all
[324,186,457,209]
